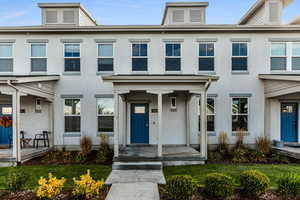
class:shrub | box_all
[240,170,270,196]
[255,136,272,154]
[277,173,300,196]
[208,151,222,162]
[204,173,235,198]
[96,135,113,164]
[269,152,290,164]
[5,167,28,192]
[42,151,62,164]
[62,151,74,163]
[249,150,267,163]
[75,151,87,163]
[232,148,249,163]
[80,136,92,156]
[235,128,246,149]
[36,173,65,199]
[72,170,105,199]
[165,175,196,200]
[218,132,230,156]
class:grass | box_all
[0,165,112,190]
[164,164,300,188]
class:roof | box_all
[259,74,300,81]
[289,15,300,25]
[38,2,97,25]
[0,75,60,84]
[161,2,209,25]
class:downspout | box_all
[7,80,21,165]
[204,78,212,90]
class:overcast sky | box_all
[0,0,299,26]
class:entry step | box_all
[112,161,162,170]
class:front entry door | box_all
[281,103,298,142]
[131,103,149,144]
[0,105,13,145]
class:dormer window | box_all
[63,10,75,24]
[269,2,280,23]
[172,10,184,23]
[190,9,202,23]
[45,10,58,24]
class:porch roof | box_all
[0,75,60,84]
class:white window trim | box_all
[231,97,249,133]
[270,42,288,72]
[63,43,81,73]
[131,42,148,73]
[97,43,114,73]
[64,98,81,133]
[96,97,114,134]
[30,43,48,73]
[198,97,216,133]
[0,43,14,73]
[164,43,182,73]
[291,42,300,71]
[231,42,249,73]
[198,42,215,73]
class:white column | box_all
[12,91,21,163]
[186,95,191,146]
[123,101,127,147]
[200,91,207,158]
[157,93,163,157]
[113,93,119,157]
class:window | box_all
[97,98,114,132]
[0,44,13,72]
[199,98,215,132]
[232,98,248,132]
[271,43,286,70]
[63,10,75,23]
[64,99,81,132]
[165,43,181,71]
[199,43,214,71]
[64,44,80,72]
[31,44,47,72]
[45,10,58,24]
[172,10,184,23]
[232,43,248,71]
[98,44,113,72]
[292,43,300,70]
[132,43,148,71]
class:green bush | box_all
[5,167,28,192]
[96,135,113,164]
[249,150,267,163]
[75,151,87,163]
[277,173,300,196]
[204,173,235,198]
[232,148,249,163]
[240,170,270,196]
[269,152,290,164]
[165,175,196,200]
[208,151,222,162]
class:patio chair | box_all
[20,131,32,148]
[33,131,50,148]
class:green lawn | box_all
[0,165,112,190]
[164,164,300,188]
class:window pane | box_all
[64,44,80,57]
[0,59,13,72]
[199,58,214,71]
[97,98,114,115]
[65,116,80,132]
[232,98,248,114]
[31,44,46,57]
[232,98,239,114]
[166,44,173,56]
[232,43,240,56]
[65,58,80,72]
[207,98,215,115]
[232,115,248,132]
[31,58,47,72]
[293,43,300,56]
[64,99,80,115]
[98,44,113,57]
[132,58,147,71]
[240,43,247,56]
[199,44,207,56]
[132,44,140,56]
[292,57,300,70]
[207,115,215,132]
[98,58,113,71]
[271,57,286,70]
[140,44,147,56]
[271,43,286,56]
[98,116,114,132]
[207,43,214,56]
[232,57,247,71]
[0,44,12,57]
[165,58,181,71]
[174,44,181,56]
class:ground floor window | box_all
[199,97,215,132]
[97,98,114,132]
[64,99,81,132]
[232,97,248,132]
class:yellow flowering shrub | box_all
[36,173,66,199]
[72,170,104,199]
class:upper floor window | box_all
[232,97,248,132]
[132,43,148,71]
[0,44,13,72]
[271,43,286,71]
[31,44,47,72]
[232,43,248,71]
[292,43,300,70]
[98,44,113,72]
[64,99,81,132]
[64,44,80,72]
[165,43,181,71]
[199,43,214,72]
[97,97,114,132]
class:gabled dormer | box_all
[161,2,208,25]
[239,0,293,25]
[38,3,97,26]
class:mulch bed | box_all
[0,186,110,200]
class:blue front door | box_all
[281,103,298,142]
[131,103,149,144]
[0,104,13,145]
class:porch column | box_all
[157,93,163,157]
[113,92,120,157]
[119,95,127,147]
[12,90,21,163]
[186,95,191,146]
[200,91,207,158]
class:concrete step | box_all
[112,161,162,170]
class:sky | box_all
[0,0,299,26]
